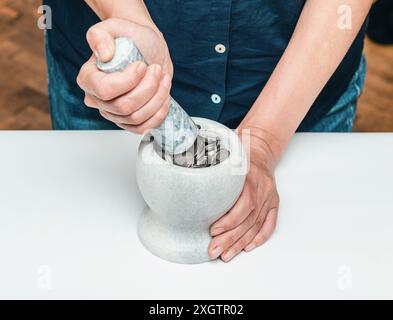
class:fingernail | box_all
[209,246,223,260]
[244,243,257,252]
[96,42,111,61]
[162,74,171,89]
[222,250,235,262]
[137,62,147,75]
[211,227,224,236]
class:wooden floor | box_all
[0,0,392,131]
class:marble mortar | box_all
[136,118,248,264]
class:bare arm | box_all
[84,0,163,62]
[239,0,373,165]
[85,0,158,31]
[77,2,173,136]
[210,0,373,262]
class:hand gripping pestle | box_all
[96,37,199,155]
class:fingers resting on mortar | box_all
[208,160,280,263]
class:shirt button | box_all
[215,44,226,54]
[211,94,222,104]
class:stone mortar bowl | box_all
[136,117,248,264]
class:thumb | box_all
[86,23,116,63]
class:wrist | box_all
[87,0,161,35]
[237,124,284,171]
[112,15,160,35]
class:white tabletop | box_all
[0,131,392,300]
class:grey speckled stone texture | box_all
[97,37,199,155]
[136,118,248,264]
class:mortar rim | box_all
[137,117,248,176]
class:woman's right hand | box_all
[77,17,173,134]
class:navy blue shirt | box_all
[44,0,367,130]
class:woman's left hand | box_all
[208,129,280,262]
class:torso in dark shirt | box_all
[44,0,367,130]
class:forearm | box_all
[240,0,373,165]
[85,0,159,33]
